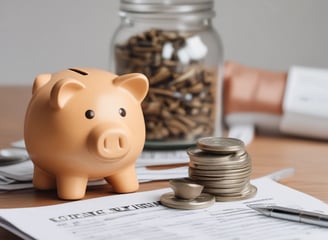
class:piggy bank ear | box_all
[32,73,52,95]
[113,73,149,102]
[50,78,85,109]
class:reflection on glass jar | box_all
[110,0,224,149]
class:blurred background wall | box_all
[0,0,327,85]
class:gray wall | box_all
[1,0,327,85]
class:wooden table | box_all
[1,86,328,239]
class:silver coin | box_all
[189,161,251,171]
[189,169,249,177]
[189,155,250,167]
[187,147,234,161]
[203,184,249,194]
[192,163,251,171]
[189,167,251,177]
[217,184,251,197]
[197,137,245,153]
[160,192,215,210]
[188,150,249,166]
[189,171,251,181]
[214,184,257,202]
[188,147,248,161]
[234,149,247,157]
[189,160,250,170]
[193,178,249,188]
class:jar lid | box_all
[120,0,215,18]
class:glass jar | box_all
[110,0,224,149]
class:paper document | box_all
[0,160,188,191]
[1,177,328,240]
[228,124,255,145]
[0,140,190,191]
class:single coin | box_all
[189,155,249,167]
[203,185,248,194]
[187,147,234,161]
[169,178,204,200]
[216,183,252,196]
[189,172,251,181]
[189,168,251,179]
[197,137,245,153]
[188,161,251,171]
[193,178,249,188]
[189,165,251,176]
[189,160,250,170]
[160,192,215,210]
[214,184,257,202]
[194,178,249,187]
[188,149,249,166]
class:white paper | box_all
[0,140,191,191]
[228,123,255,145]
[226,113,282,140]
[10,139,26,149]
[280,66,328,140]
[10,140,191,166]
[0,160,33,181]
[0,159,188,191]
[137,166,188,182]
[1,177,328,240]
[137,150,189,167]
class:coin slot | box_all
[68,68,88,76]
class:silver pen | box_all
[249,205,328,228]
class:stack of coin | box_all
[187,137,257,202]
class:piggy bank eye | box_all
[119,108,126,117]
[85,110,95,119]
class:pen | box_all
[249,205,328,228]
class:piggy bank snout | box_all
[88,125,130,160]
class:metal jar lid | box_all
[119,0,215,19]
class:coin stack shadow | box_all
[187,137,257,202]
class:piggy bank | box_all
[24,68,149,200]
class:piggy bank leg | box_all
[105,165,139,193]
[56,176,88,200]
[33,166,56,190]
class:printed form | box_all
[1,177,328,240]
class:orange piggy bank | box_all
[24,68,149,200]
